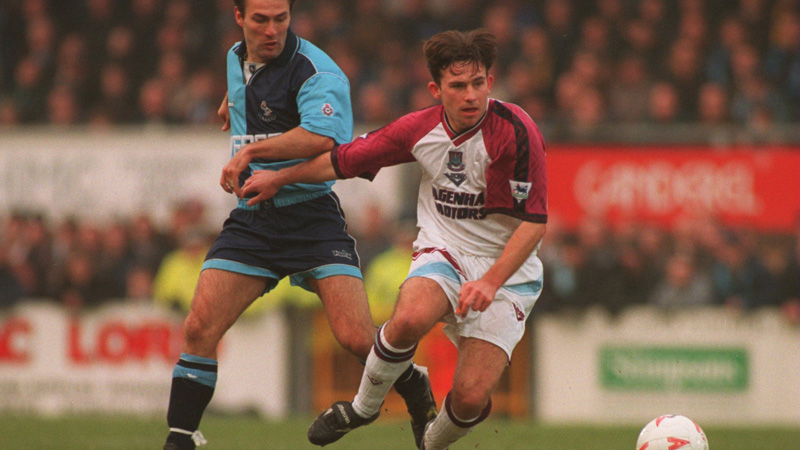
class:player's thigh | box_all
[187,268,267,340]
[384,276,452,346]
[451,337,508,405]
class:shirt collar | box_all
[442,100,490,145]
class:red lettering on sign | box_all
[0,318,31,363]
[69,318,182,364]
[69,319,91,363]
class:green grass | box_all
[0,414,798,449]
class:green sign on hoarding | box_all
[600,346,748,392]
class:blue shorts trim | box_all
[289,264,363,291]
[503,277,544,297]
[407,262,461,283]
[202,259,280,279]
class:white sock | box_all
[423,393,491,450]
[351,325,415,418]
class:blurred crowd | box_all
[1,0,799,131]
[1,201,799,324]
[536,216,800,321]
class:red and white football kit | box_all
[332,99,547,357]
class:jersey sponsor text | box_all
[432,186,486,220]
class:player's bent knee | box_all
[450,387,490,417]
[387,312,428,343]
[335,330,372,358]
[182,313,218,350]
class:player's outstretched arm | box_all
[240,151,339,206]
[220,127,335,197]
[457,222,546,317]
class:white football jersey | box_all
[332,99,547,259]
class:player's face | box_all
[235,0,291,63]
[428,62,493,134]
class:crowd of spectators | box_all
[1,0,799,132]
[535,213,800,322]
[1,201,799,323]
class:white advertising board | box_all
[0,302,288,417]
[0,128,406,229]
[534,306,800,425]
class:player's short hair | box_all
[423,29,497,85]
[234,0,296,14]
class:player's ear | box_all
[235,7,245,27]
[487,74,493,92]
[428,81,441,100]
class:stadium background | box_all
[1,0,800,448]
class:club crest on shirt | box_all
[259,101,276,122]
[509,180,532,200]
[446,151,465,172]
[444,151,467,186]
[321,103,334,116]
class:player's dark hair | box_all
[423,29,497,85]
[234,0,296,14]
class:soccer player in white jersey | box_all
[241,29,547,450]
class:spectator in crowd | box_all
[711,232,773,311]
[128,213,173,274]
[96,221,134,300]
[55,250,107,311]
[763,11,800,120]
[663,37,704,120]
[647,81,681,123]
[152,227,211,312]
[0,246,25,308]
[697,82,731,125]
[611,240,654,313]
[125,264,155,302]
[95,63,137,123]
[608,53,652,122]
[46,84,81,125]
[706,15,748,87]
[649,252,714,309]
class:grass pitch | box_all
[0,414,798,449]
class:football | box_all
[636,415,708,450]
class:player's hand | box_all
[241,170,281,205]
[220,149,250,197]
[218,93,230,131]
[456,279,499,318]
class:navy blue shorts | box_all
[202,192,362,293]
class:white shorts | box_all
[406,247,543,359]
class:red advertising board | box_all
[546,146,800,232]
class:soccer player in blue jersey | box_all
[162,1,435,449]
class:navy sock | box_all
[165,353,218,449]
